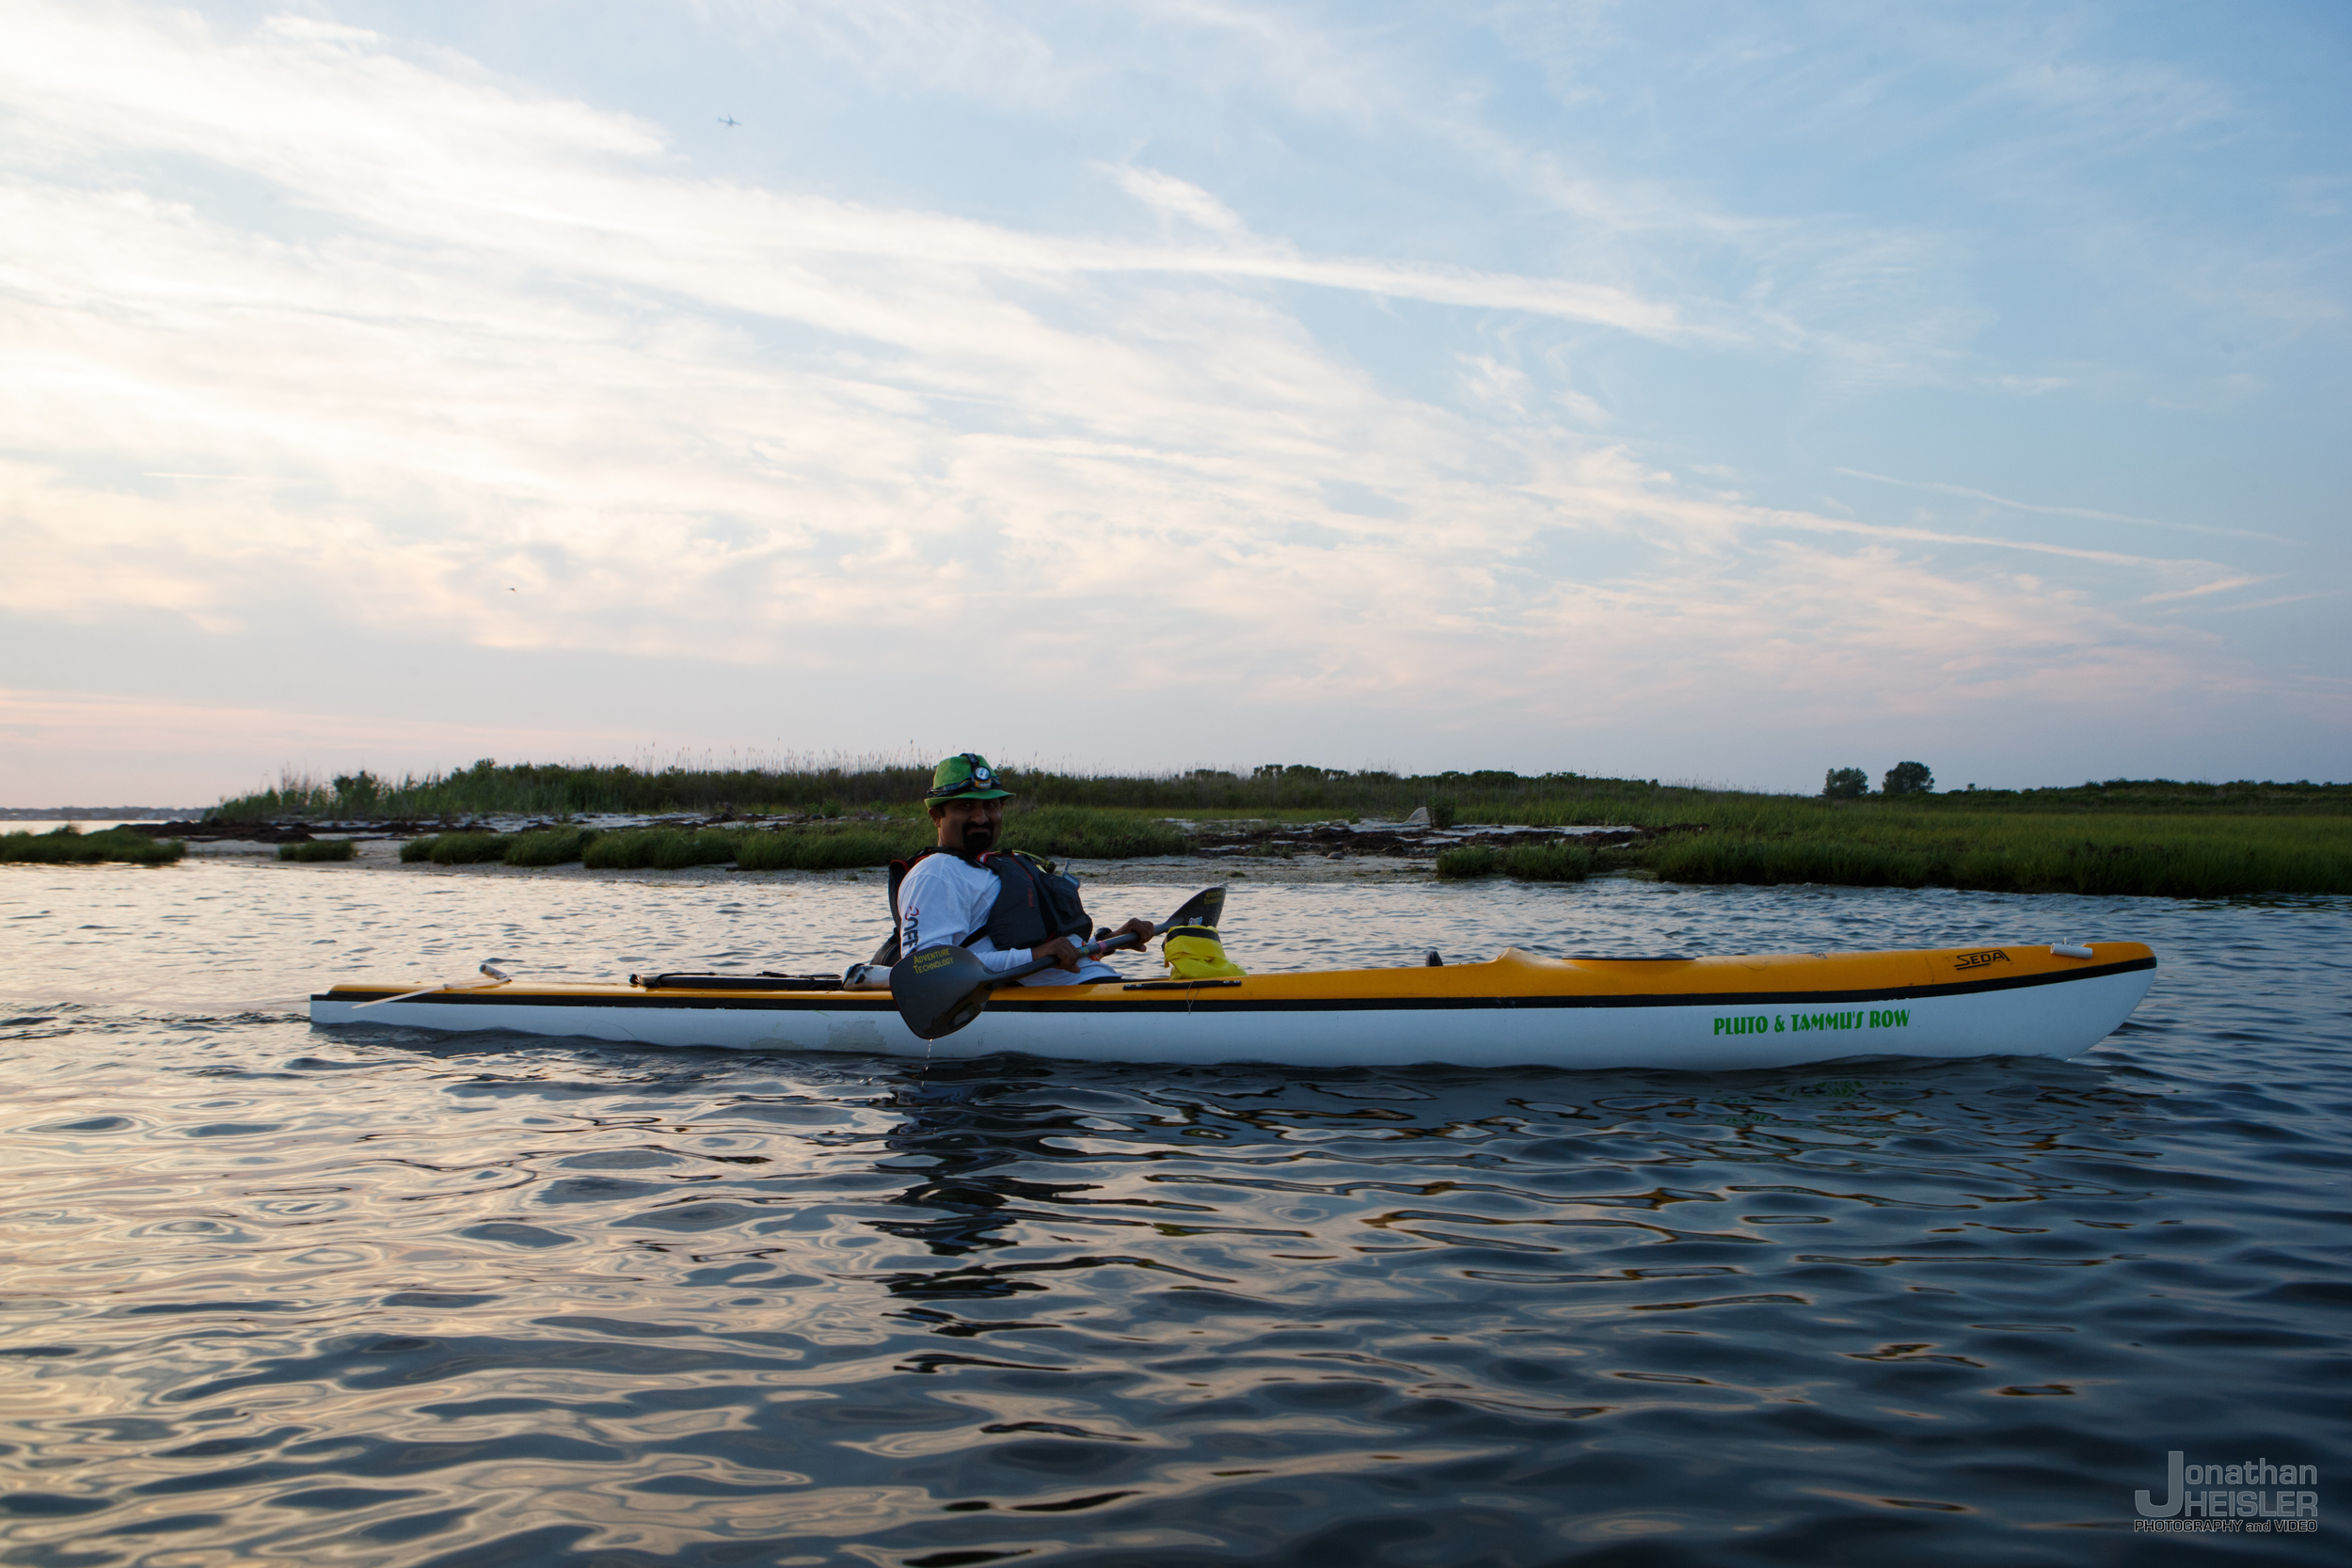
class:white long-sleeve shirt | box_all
[897,852,1117,987]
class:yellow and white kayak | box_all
[310,941,2155,1070]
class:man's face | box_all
[935,797,1005,852]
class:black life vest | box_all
[875,847,1091,965]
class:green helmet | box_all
[926,752,1013,802]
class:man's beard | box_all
[961,822,997,852]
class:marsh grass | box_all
[277,840,356,862]
[1435,843,1593,881]
[723,811,1184,872]
[215,757,2352,826]
[428,832,512,865]
[735,825,928,871]
[1501,843,1593,881]
[1002,808,1189,861]
[386,814,1187,875]
[1641,812,2352,898]
[581,829,745,871]
[1435,845,1498,879]
[727,811,1183,873]
[504,828,596,866]
[0,827,185,865]
[396,832,510,864]
[222,759,2349,896]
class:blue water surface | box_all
[1,862,2345,1566]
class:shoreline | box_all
[23,803,2347,898]
[169,835,1457,885]
[118,811,1630,886]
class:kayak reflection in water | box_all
[881,752,1157,988]
[870,1069,1091,1300]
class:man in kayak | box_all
[887,753,1155,986]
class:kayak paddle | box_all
[891,885,1225,1041]
[352,962,513,1010]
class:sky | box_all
[2,0,2346,805]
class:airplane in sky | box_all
[718,115,739,128]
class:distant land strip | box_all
[206,761,2351,824]
[9,765,2346,896]
[0,806,207,819]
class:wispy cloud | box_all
[0,2,2336,797]
[1104,165,1248,236]
[2141,575,2271,605]
[0,11,1700,339]
[0,688,634,760]
[1833,467,2288,544]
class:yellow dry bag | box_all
[1163,926,1246,980]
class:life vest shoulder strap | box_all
[886,845,1037,926]
[978,847,1057,878]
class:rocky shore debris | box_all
[1192,820,1693,859]
[119,818,440,844]
[107,812,1702,869]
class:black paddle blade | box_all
[889,944,995,1041]
[1164,885,1225,931]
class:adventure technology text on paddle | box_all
[891,885,1226,1041]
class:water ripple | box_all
[0,863,2345,1563]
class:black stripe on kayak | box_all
[315,955,2153,1014]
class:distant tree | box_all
[1883,761,1934,797]
[332,771,382,811]
[1822,767,1867,800]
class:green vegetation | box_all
[215,758,2348,897]
[1000,807,1188,860]
[1415,784,2349,898]
[1437,843,1594,881]
[217,758,2352,825]
[584,829,751,871]
[277,839,356,862]
[1641,810,2350,899]
[1434,844,1496,879]
[735,825,928,871]
[216,760,957,820]
[1882,761,1934,797]
[0,826,185,865]
[1501,843,1595,881]
[429,832,513,865]
[387,811,1182,874]
[504,827,596,866]
[399,828,599,865]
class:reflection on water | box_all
[1,862,2346,1565]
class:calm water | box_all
[3,863,2346,1566]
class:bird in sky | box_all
[718,115,739,128]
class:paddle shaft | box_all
[985,927,1152,986]
[971,883,1225,987]
[351,978,509,1010]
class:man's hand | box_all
[1030,919,1158,974]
